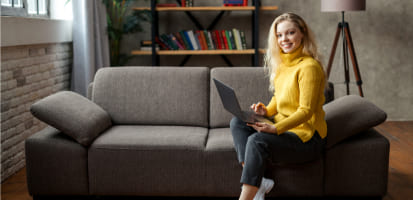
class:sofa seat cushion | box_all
[204,128,244,196]
[91,125,208,150]
[205,128,324,197]
[88,125,209,196]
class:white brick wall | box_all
[1,42,72,182]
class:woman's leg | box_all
[241,131,324,187]
[239,184,259,200]
[230,117,256,165]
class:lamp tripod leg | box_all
[342,24,351,95]
[326,24,342,78]
[344,23,364,97]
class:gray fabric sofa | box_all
[26,67,389,199]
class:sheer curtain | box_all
[71,0,110,96]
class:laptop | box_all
[213,78,273,124]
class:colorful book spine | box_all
[200,31,209,50]
[169,33,184,50]
[158,36,173,50]
[174,32,186,50]
[155,36,169,50]
[182,31,194,50]
[243,0,248,6]
[179,31,190,50]
[188,30,199,50]
[233,29,243,50]
[240,30,247,49]
[225,30,233,50]
[221,30,229,49]
[157,3,177,7]
[210,31,218,50]
[206,31,215,50]
[229,30,238,50]
[195,31,204,50]
[214,30,223,49]
[161,34,178,50]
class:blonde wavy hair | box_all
[264,13,324,92]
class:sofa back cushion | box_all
[210,67,273,128]
[92,67,209,127]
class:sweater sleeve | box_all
[265,95,277,117]
[274,62,324,134]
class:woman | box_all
[230,13,327,200]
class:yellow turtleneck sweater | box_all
[265,46,327,143]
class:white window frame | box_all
[1,0,49,18]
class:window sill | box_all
[1,16,72,47]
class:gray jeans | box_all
[230,117,325,187]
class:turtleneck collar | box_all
[280,45,305,67]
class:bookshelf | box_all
[131,0,278,66]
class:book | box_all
[174,32,187,50]
[240,30,247,49]
[206,31,215,50]
[181,0,186,7]
[156,3,177,7]
[211,31,220,49]
[233,29,243,50]
[225,30,233,50]
[155,36,170,50]
[182,31,194,50]
[161,34,178,50]
[176,32,189,50]
[195,31,203,50]
[187,30,199,50]
[199,30,208,50]
[229,30,237,50]
[223,0,244,6]
[215,30,223,49]
[169,33,185,50]
[221,30,229,49]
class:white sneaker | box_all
[253,177,274,200]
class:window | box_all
[1,0,48,17]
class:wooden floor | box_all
[1,121,412,200]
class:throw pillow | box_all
[323,95,387,149]
[30,91,112,146]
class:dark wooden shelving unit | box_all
[131,0,278,66]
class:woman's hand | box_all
[247,122,277,134]
[250,102,267,116]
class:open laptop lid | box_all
[213,78,244,118]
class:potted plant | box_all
[102,0,150,66]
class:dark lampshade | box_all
[321,0,366,12]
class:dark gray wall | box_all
[125,0,413,120]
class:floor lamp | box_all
[321,0,366,97]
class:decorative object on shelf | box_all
[321,0,365,96]
[102,0,151,66]
[140,40,159,51]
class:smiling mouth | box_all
[281,43,293,49]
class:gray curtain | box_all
[71,0,110,96]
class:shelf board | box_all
[132,49,267,55]
[133,6,278,12]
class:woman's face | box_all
[276,20,303,53]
